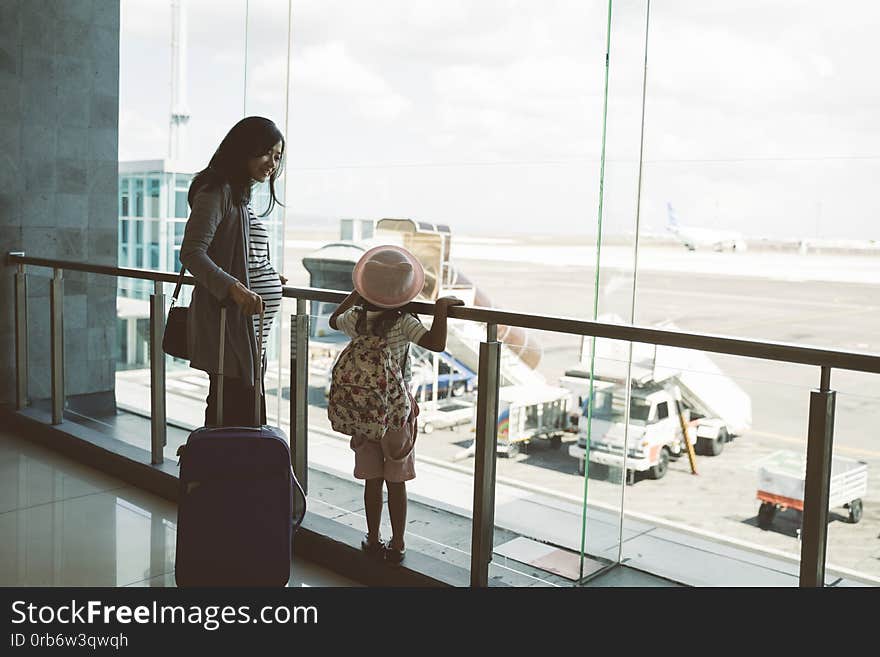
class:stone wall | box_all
[0,0,119,412]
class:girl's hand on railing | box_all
[434,296,465,314]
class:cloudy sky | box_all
[119,0,880,239]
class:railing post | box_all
[471,323,501,587]
[290,298,310,513]
[13,255,28,410]
[799,366,836,587]
[149,280,166,465]
[50,268,64,425]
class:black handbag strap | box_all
[171,266,186,305]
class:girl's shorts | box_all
[350,398,419,483]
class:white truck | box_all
[562,336,752,483]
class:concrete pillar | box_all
[0,0,120,414]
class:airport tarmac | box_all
[283,236,880,580]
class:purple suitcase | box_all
[175,307,305,587]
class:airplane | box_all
[666,202,747,252]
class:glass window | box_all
[584,388,651,425]
[175,190,189,218]
[135,219,142,243]
[524,404,539,430]
[657,401,669,420]
[629,400,651,425]
[135,246,143,268]
[148,178,160,217]
[120,178,129,217]
[587,390,613,419]
[150,242,159,269]
[174,172,192,193]
[121,219,128,243]
[174,221,186,243]
[134,179,144,217]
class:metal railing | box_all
[9,251,880,588]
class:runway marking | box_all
[749,429,880,459]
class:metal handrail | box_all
[6,254,198,286]
[7,250,857,586]
[9,252,880,374]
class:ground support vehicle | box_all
[756,450,868,529]
[564,378,701,481]
[561,338,751,482]
[417,398,475,434]
[481,384,571,457]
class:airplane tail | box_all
[666,202,679,231]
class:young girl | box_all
[329,245,463,564]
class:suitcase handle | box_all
[217,307,225,426]
[216,305,265,427]
[254,305,264,426]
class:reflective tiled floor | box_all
[0,430,360,587]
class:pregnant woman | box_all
[179,116,287,426]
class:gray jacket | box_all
[179,183,259,386]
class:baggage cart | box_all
[756,450,867,529]
[494,384,570,457]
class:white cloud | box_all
[294,42,412,120]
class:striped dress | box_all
[246,204,282,358]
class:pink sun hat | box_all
[352,245,425,309]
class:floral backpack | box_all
[327,334,411,441]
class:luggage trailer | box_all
[756,450,867,530]
[494,384,570,457]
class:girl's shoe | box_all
[361,535,386,559]
[384,542,406,565]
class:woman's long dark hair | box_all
[188,116,285,216]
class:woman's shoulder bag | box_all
[162,268,189,359]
